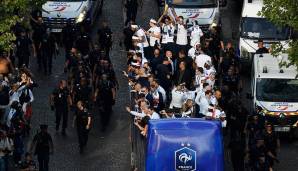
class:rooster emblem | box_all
[179,153,192,164]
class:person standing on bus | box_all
[146,19,161,61]
[160,16,175,53]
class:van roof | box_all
[254,53,298,79]
[242,0,263,18]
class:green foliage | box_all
[260,0,298,70]
[0,0,45,51]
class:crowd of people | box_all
[0,2,281,171]
[123,6,279,171]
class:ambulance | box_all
[42,0,104,32]
[239,0,291,60]
[249,53,298,135]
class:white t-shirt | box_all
[190,26,203,47]
[205,109,227,127]
[135,29,149,47]
[148,26,161,47]
[176,24,188,45]
[170,88,186,108]
[157,86,166,102]
[151,112,161,119]
[161,24,175,44]
[188,47,196,58]
[199,96,210,115]
[195,54,212,68]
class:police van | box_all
[42,0,104,32]
[249,53,298,134]
[239,0,291,60]
[162,0,224,32]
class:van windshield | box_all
[241,17,290,40]
[256,78,298,102]
[167,0,217,7]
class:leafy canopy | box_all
[260,0,298,68]
[0,0,45,51]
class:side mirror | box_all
[246,92,253,99]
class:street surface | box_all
[24,0,298,170]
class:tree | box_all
[0,0,45,52]
[260,0,298,68]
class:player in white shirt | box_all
[160,16,175,52]
[205,105,227,127]
[195,53,212,68]
[132,24,150,60]
[146,19,161,47]
[190,24,204,47]
[188,42,203,59]
[146,19,161,61]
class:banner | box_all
[146,119,224,171]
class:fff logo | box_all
[175,144,197,171]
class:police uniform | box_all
[16,34,32,68]
[31,125,53,171]
[62,23,77,60]
[124,0,138,25]
[73,83,92,108]
[96,79,115,131]
[75,32,91,56]
[75,108,91,152]
[41,32,57,74]
[52,87,70,132]
[32,23,47,70]
[97,26,113,58]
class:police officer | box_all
[72,77,92,109]
[29,124,53,171]
[73,101,92,153]
[32,17,47,70]
[16,29,35,68]
[62,20,77,61]
[75,27,93,56]
[94,74,116,132]
[40,28,58,75]
[124,0,140,26]
[97,21,113,58]
[50,80,72,135]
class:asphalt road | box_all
[25,0,298,171]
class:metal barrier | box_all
[129,89,146,171]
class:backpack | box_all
[19,88,31,104]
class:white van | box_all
[163,0,221,31]
[239,0,291,60]
[42,0,104,32]
[250,53,298,133]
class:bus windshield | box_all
[241,17,290,40]
[168,0,217,7]
[256,78,298,102]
